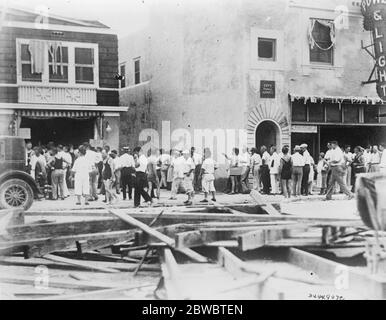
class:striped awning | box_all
[18,109,102,118]
[289,93,386,105]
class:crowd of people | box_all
[223,141,386,200]
[25,142,218,207]
[24,139,386,207]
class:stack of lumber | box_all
[0,203,376,300]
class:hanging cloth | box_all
[308,19,336,51]
[48,41,63,75]
[28,40,46,74]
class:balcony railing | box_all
[18,85,97,105]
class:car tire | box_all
[0,178,34,211]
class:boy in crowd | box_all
[182,149,196,205]
[200,148,218,203]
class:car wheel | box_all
[0,178,34,211]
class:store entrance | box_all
[319,125,386,151]
[20,117,96,147]
[291,132,318,160]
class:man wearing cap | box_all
[300,144,312,196]
[182,149,196,205]
[325,141,354,201]
[133,146,152,207]
[120,147,135,201]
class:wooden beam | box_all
[109,210,208,263]
[43,254,120,273]
[238,229,285,251]
[158,248,189,299]
[39,283,156,300]
[250,190,281,215]
[287,248,386,299]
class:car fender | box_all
[0,170,40,198]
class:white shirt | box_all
[202,158,217,175]
[329,147,345,166]
[380,151,386,168]
[120,153,135,168]
[251,153,262,167]
[262,151,270,165]
[135,154,148,172]
[291,152,305,167]
[363,150,371,166]
[303,150,312,165]
[325,149,332,162]
[269,152,281,174]
[239,152,251,167]
[160,153,171,165]
[183,157,196,177]
[73,156,92,178]
[370,152,381,164]
[344,152,354,164]
[59,151,72,169]
[85,150,98,166]
[192,153,202,165]
[173,156,186,179]
[113,157,121,170]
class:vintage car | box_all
[0,136,40,210]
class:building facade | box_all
[119,0,386,172]
[0,7,127,149]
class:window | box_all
[21,44,42,82]
[364,106,379,124]
[308,103,325,122]
[325,103,341,122]
[258,38,276,61]
[17,39,98,86]
[309,19,334,65]
[75,48,94,84]
[120,64,126,88]
[292,101,307,122]
[343,104,359,123]
[49,46,68,83]
[134,58,140,85]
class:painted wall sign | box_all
[361,0,386,100]
[291,125,318,134]
[260,80,275,98]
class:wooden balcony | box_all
[18,85,97,105]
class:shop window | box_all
[308,103,324,122]
[21,44,42,82]
[292,101,307,122]
[258,38,276,61]
[75,47,95,84]
[49,46,68,83]
[309,19,334,65]
[343,104,359,123]
[134,58,141,85]
[379,106,386,124]
[364,106,379,123]
[325,103,341,122]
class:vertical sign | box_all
[361,1,386,100]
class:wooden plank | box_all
[287,248,386,299]
[43,254,120,273]
[109,210,208,263]
[250,190,281,215]
[238,229,285,251]
[158,248,189,299]
[108,210,175,246]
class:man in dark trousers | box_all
[133,146,152,207]
[300,143,311,196]
[120,147,135,200]
[260,145,271,194]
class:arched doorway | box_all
[255,120,280,149]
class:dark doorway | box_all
[20,117,95,147]
[320,125,386,151]
[255,120,278,149]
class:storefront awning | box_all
[289,93,386,105]
[18,109,101,119]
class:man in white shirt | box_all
[120,147,135,200]
[343,145,354,188]
[380,143,386,173]
[200,147,218,203]
[300,144,312,196]
[59,145,72,198]
[169,151,185,200]
[159,149,171,189]
[269,146,280,194]
[363,145,372,172]
[325,141,354,201]
[182,149,196,205]
[133,146,152,207]
[291,146,305,197]
[240,146,251,194]
[84,143,99,201]
[110,150,122,195]
[260,145,271,194]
